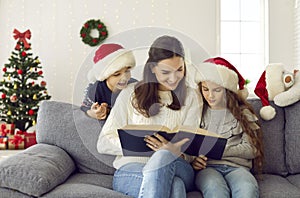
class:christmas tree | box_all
[0,29,51,131]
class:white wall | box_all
[0,0,296,105]
[0,0,217,105]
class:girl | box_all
[192,57,263,198]
[81,43,137,120]
[97,35,202,198]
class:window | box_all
[219,0,267,96]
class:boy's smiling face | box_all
[106,66,132,92]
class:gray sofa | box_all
[0,99,300,197]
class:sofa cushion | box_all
[248,99,288,176]
[258,174,300,198]
[36,101,116,175]
[287,174,300,189]
[0,144,75,197]
[284,101,300,174]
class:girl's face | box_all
[201,81,226,110]
[151,56,185,91]
[106,66,132,92]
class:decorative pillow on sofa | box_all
[0,144,75,197]
[284,100,300,174]
[248,99,288,176]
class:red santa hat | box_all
[87,43,136,82]
[254,63,285,120]
[194,57,249,99]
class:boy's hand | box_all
[90,102,109,120]
[192,155,208,170]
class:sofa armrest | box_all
[0,143,76,197]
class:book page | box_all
[121,124,172,132]
[177,125,222,138]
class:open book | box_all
[117,125,227,160]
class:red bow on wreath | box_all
[13,29,31,50]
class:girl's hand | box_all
[192,155,208,170]
[144,133,189,157]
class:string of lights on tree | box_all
[0,29,51,131]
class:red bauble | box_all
[101,31,107,36]
[38,71,43,75]
[98,24,103,29]
[21,51,27,57]
[17,69,23,74]
[84,23,89,28]
[1,93,6,99]
[81,33,86,38]
[40,81,46,87]
[28,109,34,116]
[92,38,98,43]
[2,67,7,72]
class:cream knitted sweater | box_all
[97,83,202,169]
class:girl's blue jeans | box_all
[195,164,259,198]
[113,149,194,198]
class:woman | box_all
[97,35,202,198]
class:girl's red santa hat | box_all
[87,43,136,82]
[254,63,285,120]
[194,57,249,100]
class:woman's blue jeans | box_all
[113,150,194,198]
[195,164,259,198]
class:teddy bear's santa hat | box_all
[254,63,286,120]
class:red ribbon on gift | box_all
[9,134,24,149]
[13,29,31,50]
[0,124,7,136]
[0,138,7,144]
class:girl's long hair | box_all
[200,83,264,174]
[132,35,187,117]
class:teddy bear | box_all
[254,63,300,120]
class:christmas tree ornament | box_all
[17,69,23,74]
[10,94,18,103]
[40,81,46,87]
[0,29,51,131]
[33,94,37,100]
[32,120,36,125]
[13,29,31,50]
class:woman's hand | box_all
[144,133,189,157]
[192,155,208,170]
[88,102,109,120]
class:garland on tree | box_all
[80,19,108,46]
[0,29,51,131]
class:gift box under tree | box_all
[8,134,24,150]
[16,130,37,148]
[0,137,8,150]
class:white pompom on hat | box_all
[87,43,136,82]
[194,57,249,100]
[254,63,285,120]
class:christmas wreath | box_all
[80,19,108,47]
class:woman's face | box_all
[106,66,132,92]
[201,81,226,109]
[151,56,185,91]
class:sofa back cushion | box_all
[248,99,288,176]
[36,101,116,175]
[284,100,300,174]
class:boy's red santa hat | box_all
[194,57,249,100]
[254,63,285,120]
[87,43,136,82]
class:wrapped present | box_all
[16,130,37,148]
[0,123,15,136]
[0,137,8,150]
[8,134,24,150]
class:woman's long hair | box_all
[199,83,264,174]
[133,35,187,117]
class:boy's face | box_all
[152,56,185,91]
[106,66,132,92]
[201,81,226,110]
